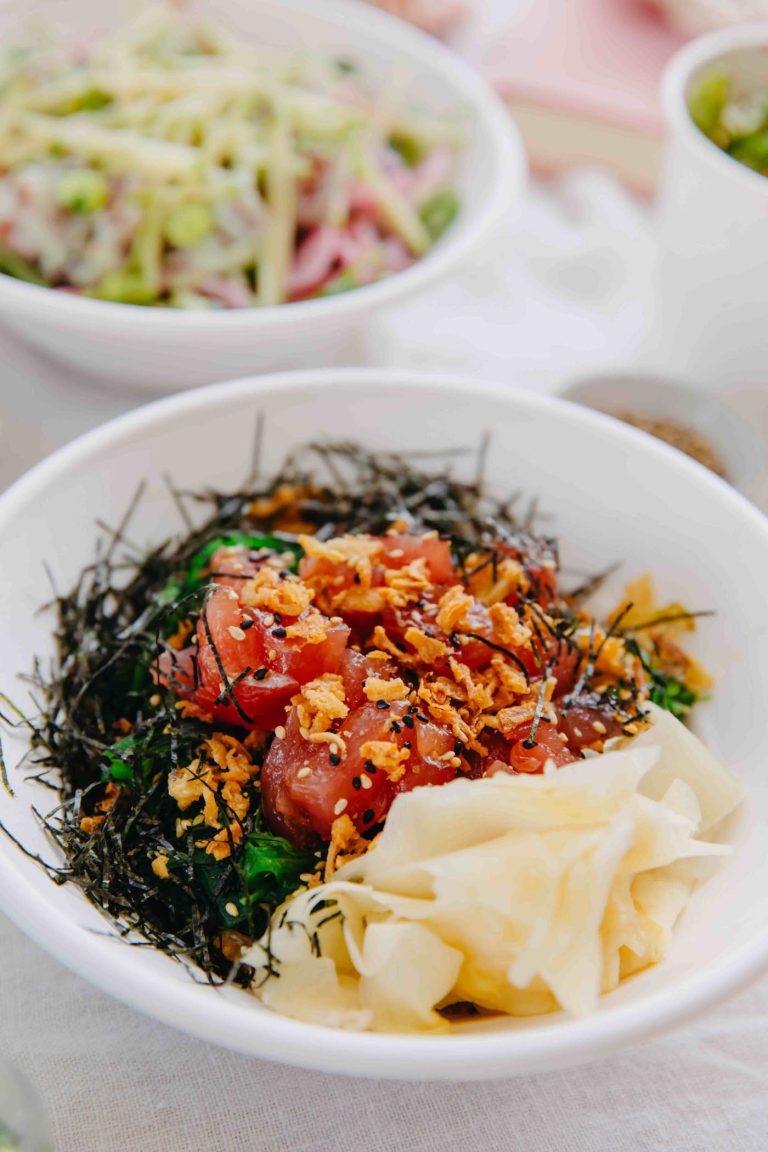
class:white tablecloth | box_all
[3,4,768,1143]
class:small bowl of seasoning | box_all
[559,371,764,496]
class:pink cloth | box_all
[363,0,470,36]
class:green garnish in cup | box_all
[688,67,768,175]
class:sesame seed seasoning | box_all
[228,625,246,642]
[334,798,348,816]
[363,761,376,774]
[363,809,375,824]
[263,614,275,627]
[352,777,362,791]
[592,720,608,735]
[450,756,462,768]
[376,699,390,711]
[254,667,268,680]
[240,618,254,631]
[390,720,401,733]
[329,753,341,766]
[274,725,286,740]
[272,627,287,639]
[402,714,415,729]
[268,649,277,660]
[297,767,312,780]
[329,742,338,755]
[403,741,412,749]
[360,774,373,790]
[225,902,239,918]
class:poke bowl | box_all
[0,369,766,1080]
[0,0,523,391]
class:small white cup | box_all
[657,24,768,390]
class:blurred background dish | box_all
[0,0,523,390]
[656,24,768,391]
[559,371,764,495]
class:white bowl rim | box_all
[0,0,524,330]
[662,22,768,198]
[2,367,768,1080]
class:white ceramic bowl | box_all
[657,24,768,389]
[559,370,765,495]
[1,369,767,1081]
[0,0,524,392]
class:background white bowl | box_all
[1,369,767,1080]
[657,24,768,390]
[0,0,523,393]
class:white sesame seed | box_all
[449,756,462,768]
[263,614,275,628]
[334,798,348,815]
[329,742,338,756]
[592,720,607,735]
[224,588,238,600]
[274,725,286,740]
[268,649,277,660]
[360,774,373,790]
[297,767,312,779]
[228,625,246,642]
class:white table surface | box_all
[2,231,768,1152]
[3,2,768,1146]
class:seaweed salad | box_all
[1,440,712,988]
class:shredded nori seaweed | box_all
[0,439,699,983]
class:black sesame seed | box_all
[402,714,415,729]
[454,740,464,754]
[353,572,361,585]
[352,777,362,791]
[403,741,412,749]
[240,618,255,631]
[408,704,418,714]
[416,714,429,723]
[329,753,341,767]
[254,667,268,681]
[272,626,287,638]
[363,809,375,824]
[274,612,282,624]
[375,699,390,710]
[363,761,376,774]
[390,720,401,733]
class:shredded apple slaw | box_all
[0,6,462,307]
